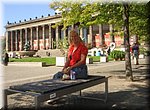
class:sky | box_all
[0,0,56,36]
[0,0,55,108]
[0,0,149,36]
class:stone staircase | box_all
[36,49,65,57]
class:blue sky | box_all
[0,0,149,36]
[0,0,56,36]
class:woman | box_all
[53,29,88,80]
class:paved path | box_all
[0,57,149,110]
[1,57,149,88]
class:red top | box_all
[68,43,88,66]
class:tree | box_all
[123,3,133,80]
[1,36,6,54]
[147,2,150,44]
[50,1,149,81]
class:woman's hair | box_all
[69,29,82,45]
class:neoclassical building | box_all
[5,14,123,52]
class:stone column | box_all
[15,30,18,51]
[25,28,27,43]
[71,25,74,29]
[109,24,114,42]
[133,35,138,43]
[20,29,23,51]
[68,26,71,40]
[83,27,87,44]
[99,24,104,45]
[30,27,33,50]
[42,25,46,49]
[5,31,9,52]
[88,25,93,46]
[80,28,83,39]
[63,29,66,38]
[11,31,13,51]
[36,26,39,50]
[48,24,52,49]
[56,26,59,48]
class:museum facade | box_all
[5,14,123,52]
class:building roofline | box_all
[5,14,62,28]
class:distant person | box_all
[107,46,111,55]
[53,29,88,80]
[46,51,50,56]
[3,52,9,66]
[132,42,139,65]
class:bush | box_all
[139,47,146,54]
[145,51,150,56]
[110,50,125,60]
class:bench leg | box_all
[35,96,40,110]
[3,90,8,110]
[76,80,108,103]
[104,79,108,103]
[79,90,82,96]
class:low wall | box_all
[8,62,46,67]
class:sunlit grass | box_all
[9,57,56,65]
[9,56,113,65]
[88,56,113,62]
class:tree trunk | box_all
[99,24,105,45]
[123,3,133,81]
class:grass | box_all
[9,56,114,65]
[9,57,56,65]
[88,56,100,62]
[88,56,113,62]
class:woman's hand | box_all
[62,67,71,75]
[62,58,70,74]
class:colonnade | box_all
[6,24,66,52]
[5,21,111,52]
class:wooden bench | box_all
[3,75,109,110]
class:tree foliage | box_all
[50,1,148,39]
[129,3,149,43]
[50,1,149,80]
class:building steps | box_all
[36,49,65,57]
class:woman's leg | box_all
[73,65,88,79]
[53,72,64,79]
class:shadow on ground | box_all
[97,63,150,80]
[1,62,149,110]
[2,82,149,110]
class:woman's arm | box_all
[68,54,86,71]
[62,58,70,71]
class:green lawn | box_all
[9,56,113,65]
[9,57,56,65]
[88,56,113,62]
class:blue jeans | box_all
[53,64,88,79]
[133,50,139,58]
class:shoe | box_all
[62,74,70,80]
[47,98,59,104]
